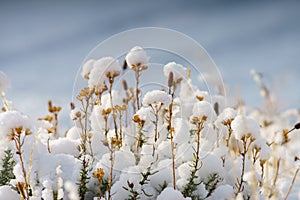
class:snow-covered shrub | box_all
[0,45,300,200]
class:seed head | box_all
[122,79,128,91]
[168,72,174,88]
[70,102,75,110]
[294,122,300,130]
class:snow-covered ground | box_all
[0,1,300,121]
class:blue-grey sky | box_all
[1,0,299,120]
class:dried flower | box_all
[102,108,112,115]
[125,46,148,70]
[93,168,105,180]
[15,126,23,135]
[196,96,204,101]
[111,137,122,148]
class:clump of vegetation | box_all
[0,150,16,186]
[0,46,299,200]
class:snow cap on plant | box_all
[251,139,271,161]
[231,115,260,140]
[142,90,171,107]
[0,71,11,93]
[133,106,153,126]
[157,187,191,200]
[81,59,96,79]
[88,57,120,88]
[191,101,217,123]
[0,110,33,140]
[215,107,237,128]
[125,46,148,70]
[163,62,187,82]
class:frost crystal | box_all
[125,46,148,68]
[163,62,187,82]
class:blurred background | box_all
[1,0,300,122]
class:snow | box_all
[0,110,33,140]
[65,126,81,140]
[95,150,135,180]
[0,185,19,200]
[100,90,123,109]
[134,107,153,127]
[42,179,54,200]
[207,184,234,200]
[90,105,106,132]
[217,107,237,122]
[49,137,79,156]
[231,115,260,139]
[1,45,300,199]
[173,118,190,145]
[163,62,187,82]
[150,160,173,188]
[88,57,120,89]
[81,59,96,79]
[125,46,148,69]
[64,181,80,200]
[191,101,217,122]
[157,187,191,200]
[142,90,171,107]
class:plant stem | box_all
[237,138,247,193]
[108,148,115,200]
[284,168,299,200]
[169,91,176,190]
[109,81,118,139]
[273,159,280,187]
[135,68,140,111]
[14,133,29,199]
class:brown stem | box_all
[47,137,51,153]
[53,113,59,138]
[135,124,144,164]
[14,133,29,199]
[168,84,177,189]
[273,159,280,187]
[284,168,299,200]
[135,68,141,111]
[151,104,162,157]
[108,148,115,200]
[97,178,102,198]
[194,122,203,171]
[226,125,232,147]
[237,138,247,193]
[109,80,118,139]
[118,112,123,143]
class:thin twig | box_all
[284,168,299,200]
